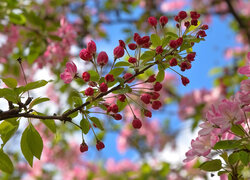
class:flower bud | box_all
[99,82,108,92]
[132,118,142,129]
[128,43,137,50]
[148,16,157,27]
[82,72,90,82]
[105,74,115,82]
[85,87,94,96]
[96,140,105,151]
[87,40,96,54]
[79,49,92,61]
[152,100,162,110]
[128,57,137,63]
[113,46,124,59]
[159,16,168,27]
[97,51,108,66]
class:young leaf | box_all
[27,124,43,159]
[23,80,48,92]
[228,152,239,165]
[80,117,90,134]
[238,151,249,166]
[21,127,33,167]
[88,70,100,82]
[156,70,165,82]
[89,117,104,131]
[140,51,155,61]
[41,120,56,133]
[117,100,127,112]
[29,97,50,109]
[0,150,14,174]
[230,124,245,137]
[0,119,19,146]
[199,159,222,172]
[151,34,161,47]
[2,78,17,88]
[109,68,124,77]
[115,61,130,67]
[213,140,240,150]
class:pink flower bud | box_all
[128,43,137,50]
[178,11,187,20]
[85,87,94,96]
[128,57,137,63]
[169,58,178,66]
[181,76,190,86]
[82,72,90,82]
[119,40,126,48]
[146,74,156,83]
[99,82,108,92]
[148,16,157,27]
[80,143,88,153]
[87,40,96,54]
[105,74,115,82]
[156,46,163,54]
[97,51,108,66]
[113,46,124,59]
[132,118,142,129]
[96,140,105,151]
[79,49,92,61]
[153,82,162,91]
[152,100,162,110]
[140,93,151,104]
[159,16,168,27]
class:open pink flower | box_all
[60,62,77,83]
[238,52,250,77]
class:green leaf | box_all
[162,36,172,47]
[80,117,90,134]
[156,70,165,82]
[213,140,240,150]
[228,152,239,165]
[9,12,26,25]
[186,21,201,33]
[165,32,178,39]
[2,78,17,88]
[230,124,245,137]
[29,97,50,109]
[0,88,18,103]
[238,151,249,166]
[140,51,155,62]
[48,35,62,41]
[109,68,124,77]
[117,100,127,112]
[21,127,33,167]
[27,124,43,159]
[113,85,132,94]
[199,159,222,172]
[41,120,56,133]
[23,80,48,92]
[0,119,19,147]
[0,150,14,174]
[115,61,130,67]
[88,70,100,82]
[151,34,161,47]
[72,96,83,106]
[89,117,104,131]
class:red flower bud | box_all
[82,72,90,82]
[141,36,150,44]
[169,40,178,49]
[144,110,152,118]
[197,30,207,37]
[105,74,115,82]
[97,51,108,66]
[181,76,190,86]
[190,11,200,20]
[113,113,122,120]
[123,73,134,83]
[186,53,196,62]
[201,24,208,30]
[146,74,156,83]
[128,57,137,63]
[151,92,160,100]
[110,104,119,113]
[178,11,187,20]
[140,93,151,104]
[87,40,96,54]
[156,46,163,54]
[133,33,141,42]
[132,118,142,129]
[174,16,180,22]
[176,37,183,47]
[79,49,92,61]
[128,43,137,50]
[99,82,108,92]
[85,87,94,96]
[142,42,151,48]
[152,100,162,110]
[191,19,198,26]
[119,40,126,48]
[118,94,126,102]
[96,140,105,151]
[169,58,178,66]
[159,16,168,27]
[184,21,190,28]
[113,46,124,59]
[148,16,157,27]
[153,82,162,91]
[80,143,88,153]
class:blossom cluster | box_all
[184,52,250,163]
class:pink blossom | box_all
[60,62,77,83]
[184,134,219,162]
[106,158,139,174]
[160,0,186,12]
